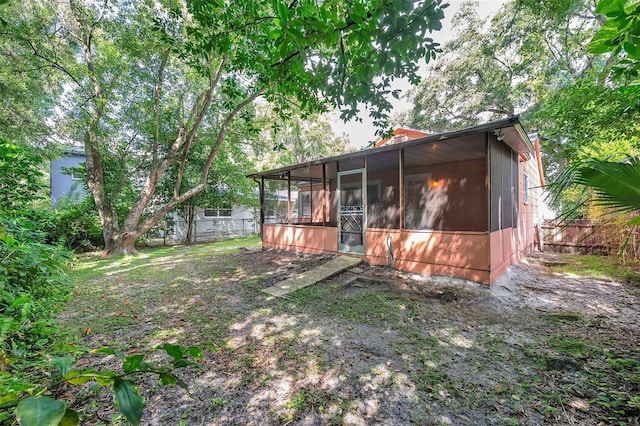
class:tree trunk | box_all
[185,203,195,244]
[100,231,141,258]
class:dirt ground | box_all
[60,248,640,425]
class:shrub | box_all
[47,199,104,252]
[0,216,72,356]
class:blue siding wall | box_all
[50,154,87,205]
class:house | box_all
[50,146,87,205]
[51,148,258,242]
[173,204,258,243]
[247,116,544,285]
[374,127,430,147]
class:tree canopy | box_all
[398,0,640,191]
[399,0,602,130]
[253,110,351,168]
[0,0,447,255]
[544,0,640,227]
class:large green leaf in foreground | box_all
[15,396,66,426]
[114,378,144,425]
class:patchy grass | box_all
[56,248,640,425]
[61,236,261,345]
[290,285,407,324]
[550,254,640,284]
[522,316,640,425]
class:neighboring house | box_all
[374,127,430,147]
[50,146,87,205]
[51,148,257,242]
[247,116,544,286]
[173,204,259,242]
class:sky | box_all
[331,0,507,149]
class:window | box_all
[299,192,311,218]
[524,173,529,204]
[204,206,232,217]
[367,180,381,206]
[366,151,399,229]
[404,173,431,229]
[71,172,83,181]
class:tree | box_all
[0,139,45,213]
[159,128,259,245]
[529,71,640,179]
[0,2,65,146]
[2,0,447,256]
[587,0,640,93]
[398,0,603,132]
[254,111,351,168]
[546,0,640,224]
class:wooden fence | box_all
[541,219,640,258]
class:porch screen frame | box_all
[337,168,366,255]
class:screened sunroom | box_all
[247,116,543,285]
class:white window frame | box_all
[204,206,232,218]
[523,173,529,205]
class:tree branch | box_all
[153,51,170,169]
[200,88,265,186]
[174,55,228,200]
[21,38,82,87]
[134,88,265,237]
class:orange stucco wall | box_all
[262,224,338,255]
[368,228,491,284]
[262,224,491,284]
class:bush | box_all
[48,199,104,252]
[0,216,72,356]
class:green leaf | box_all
[625,40,640,58]
[325,30,340,47]
[0,393,20,405]
[123,354,145,374]
[64,369,93,385]
[51,356,74,377]
[95,372,116,386]
[572,157,640,220]
[587,23,624,54]
[174,359,191,368]
[596,0,627,16]
[158,343,183,363]
[187,346,203,361]
[114,378,144,426]
[96,347,116,355]
[60,408,80,426]
[276,1,289,23]
[16,397,66,426]
[159,372,177,385]
[95,347,126,359]
[268,29,283,39]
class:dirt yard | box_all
[59,244,640,425]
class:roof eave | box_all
[247,115,531,179]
